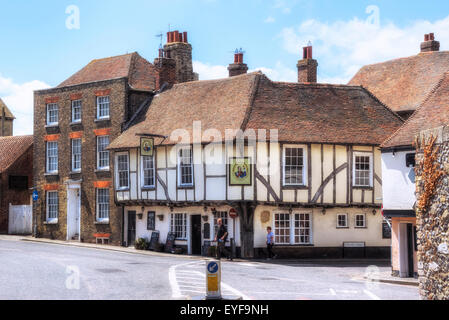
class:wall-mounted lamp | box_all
[157,214,164,221]
[137,207,144,220]
[288,207,293,215]
[322,208,326,215]
[372,209,377,216]
[203,206,208,213]
[202,215,209,222]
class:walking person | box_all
[214,218,232,261]
[266,226,276,260]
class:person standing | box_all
[215,218,232,261]
[266,226,276,260]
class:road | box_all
[0,239,419,300]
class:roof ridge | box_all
[90,52,136,64]
[380,72,448,148]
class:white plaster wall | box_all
[381,151,416,210]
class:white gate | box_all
[8,204,32,235]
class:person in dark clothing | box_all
[266,226,276,260]
[214,218,232,261]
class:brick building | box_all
[0,98,15,137]
[33,32,195,244]
[0,135,33,233]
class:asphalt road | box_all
[0,239,419,300]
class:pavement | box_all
[0,234,418,288]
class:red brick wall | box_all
[33,78,130,244]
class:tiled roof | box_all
[349,51,449,113]
[382,72,449,148]
[109,72,403,149]
[57,52,157,91]
[0,98,15,119]
[0,135,33,173]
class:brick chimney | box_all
[228,49,248,77]
[164,30,195,83]
[154,47,177,90]
[297,45,318,83]
[421,33,440,53]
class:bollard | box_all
[206,260,222,300]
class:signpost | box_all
[206,260,221,300]
[32,190,39,202]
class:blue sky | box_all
[1,0,449,134]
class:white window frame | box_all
[353,152,373,187]
[46,103,59,126]
[96,96,110,120]
[355,213,366,228]
[115,153,130,190]
[177,146,194,187]
[71,100,82,123]
[282,145,308,187]
[273,212,313,245]
[97,136,110,170]
[96,188,110,222]
[46,141,58,174]
[170,213,187,240]
[337,213,348,228]
[46,191,58,223]
[71,139,82,172]
[141,155,156,188]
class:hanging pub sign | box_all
[229,157,252,186]
[141,137,154,156]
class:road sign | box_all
[32,190,39,202]
[206,260,221,300]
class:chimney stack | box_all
[228,49,248,77]
[164,30,196,83]
[297,44,318,83]
[421,33,440,53]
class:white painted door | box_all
[8,204,32,235]
[67,188,81,241]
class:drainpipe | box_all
[121,205,125,246]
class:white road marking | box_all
[169,262,251,300]
[363,289,381,300]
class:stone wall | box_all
[416,124,449,300]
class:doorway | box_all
[191,215,202,255]
[127,211,136,247]
[399,223,415,278]
[67,187,80,241]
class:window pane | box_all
[97,189,109,220]
[284,147,304,186]
[179,148,193,185]
[72,100,82,122]
[97,96,110,118]
[97,136,110,169]
[72,139,81,171]
[47,191,58,220]
[47,141,58,172]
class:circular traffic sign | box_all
[32,190,39,202]
[207,262,219,274]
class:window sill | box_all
[336,227,349,229]
[95,169,110,173]
[94,118,110,123]
[353,186,373,190]
[178,185,194,190]
[44,221,58,225]
[70,171,81,175]
[355,226,367,229]
[95,221,110,225]
[141,187,156,191]
[117,188,130,192]
[70,121,82,126]
[45,124,59,128]
[44,172,59,177]
[282,185,308,190]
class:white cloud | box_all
[273,0,297,14]
[264,16,276,24]
[193,61,229,80]
[279,14,449,83]
[0,74,50,136]
[194,60,297,83]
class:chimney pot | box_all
[429,33,435,41]
[425,34,430,41]
[174,31,180,42]
[179,33,183,43]
[183,32,188,43]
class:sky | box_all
[1,0,449,135]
